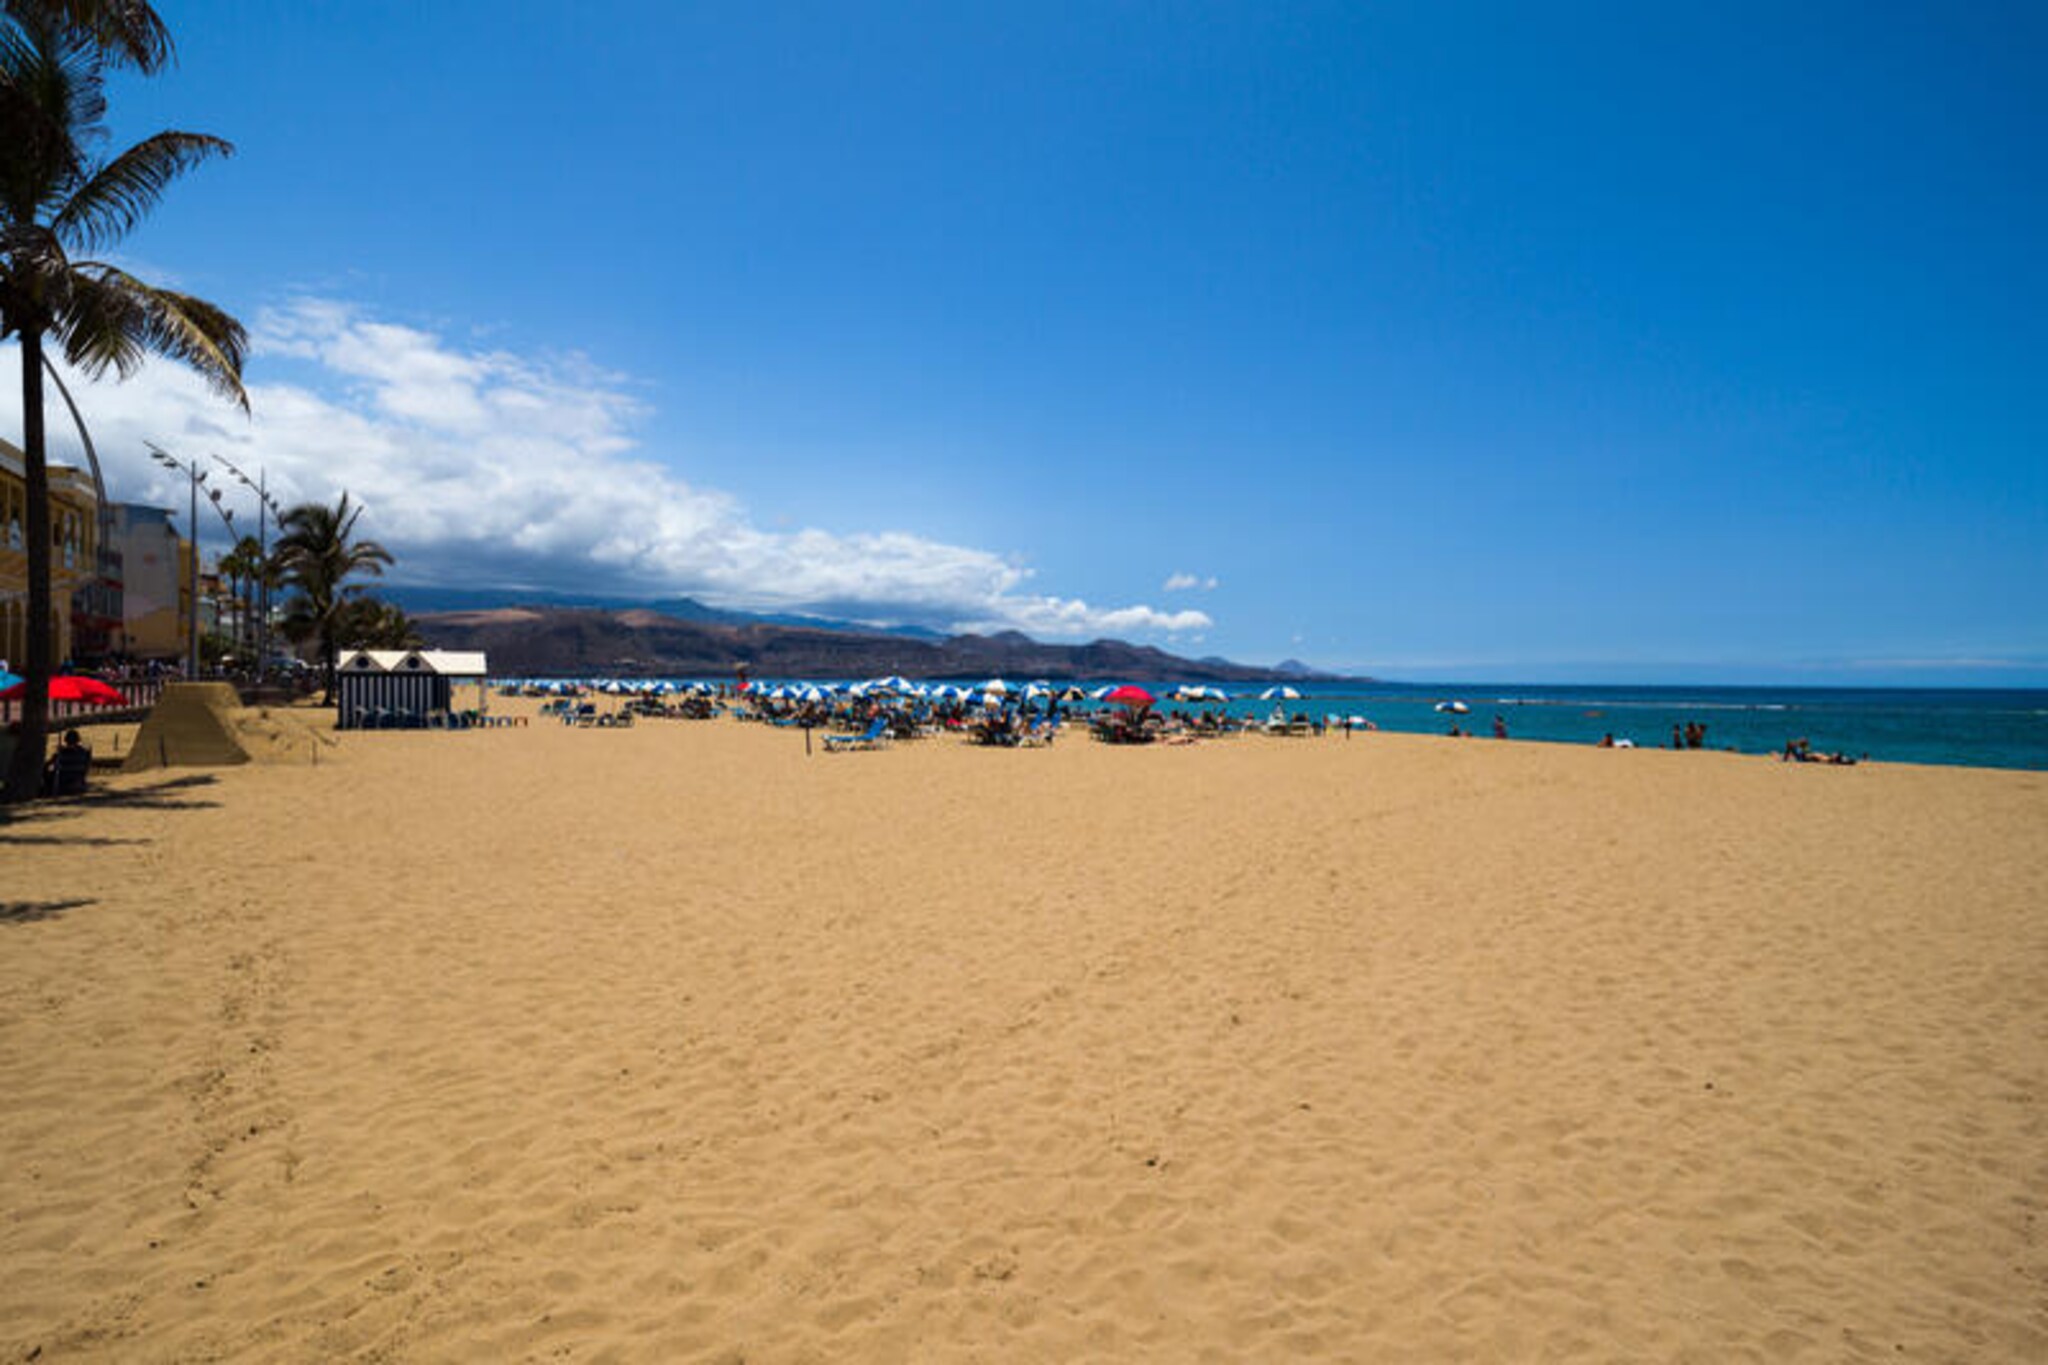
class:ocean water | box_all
[524,676,2048,772]
[1203,683,2048,772]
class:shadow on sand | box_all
[0,898,97,926]
[0,774,224,842]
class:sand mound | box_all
[123,683,340,771]
[227,705,341,765]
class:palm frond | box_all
[0,16,104,222]
[58,260,247,407]
[52,130,231,250]
[0,221,69,331]
[1,1,172,72]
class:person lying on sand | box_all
[1782,738,1858,765]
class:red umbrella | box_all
[0,675,128,705]
[1102,684,1156,709]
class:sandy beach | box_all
[2,701,2043,1362]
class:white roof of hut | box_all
[337,649,489,676]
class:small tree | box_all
[336,596,423,651]
[215,532,262,661]
[274,492,391,703]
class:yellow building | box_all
[106,501,192,661]
[1,436,101,667]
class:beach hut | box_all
[335,649,490,729]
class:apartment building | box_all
[0,437,100,667]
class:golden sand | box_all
[3,701,2043,1361]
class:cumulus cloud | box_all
[5,299,1212,639]
[1163,571,1219,592]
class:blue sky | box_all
[11,2,2045,682]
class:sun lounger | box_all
[1019,715,1061,746]
[824,717,891,751]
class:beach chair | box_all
[1019,715,1061,746]
[42,741,92,797]
[824,716,891,752]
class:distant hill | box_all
[410,603,1345,683]
[382,585,948,641]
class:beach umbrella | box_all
[0,669,22,692]
[1102,684,1155,709]
[979,677,1010,695]
[1435,700,1470,715]
[1058,685,1089,702]
[1,675,126,705]
[1260,685,1301,701]
[1088,684,1118,701]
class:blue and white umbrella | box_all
[1260,685,1301,701]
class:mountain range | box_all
[395,592,1343,682]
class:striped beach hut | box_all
[335,649,489,729]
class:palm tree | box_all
[1,2,245,802]
[275,493,393,703]
[216,532,263,662]
[337,597,423,651]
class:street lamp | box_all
[211,453,283,683]
[146,442,212,679]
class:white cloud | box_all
[1163,571,1219,592]
[5,299,1211,639]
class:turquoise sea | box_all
[1200,683,2048,772]
[566,677,2048,772]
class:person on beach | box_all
[1493,714,1508,739]
[42,729,91,797]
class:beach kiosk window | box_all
[334,649,489,729]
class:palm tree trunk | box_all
[3,329,54,804]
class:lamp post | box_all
[146,443,214,679]
[211,453,282,684]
